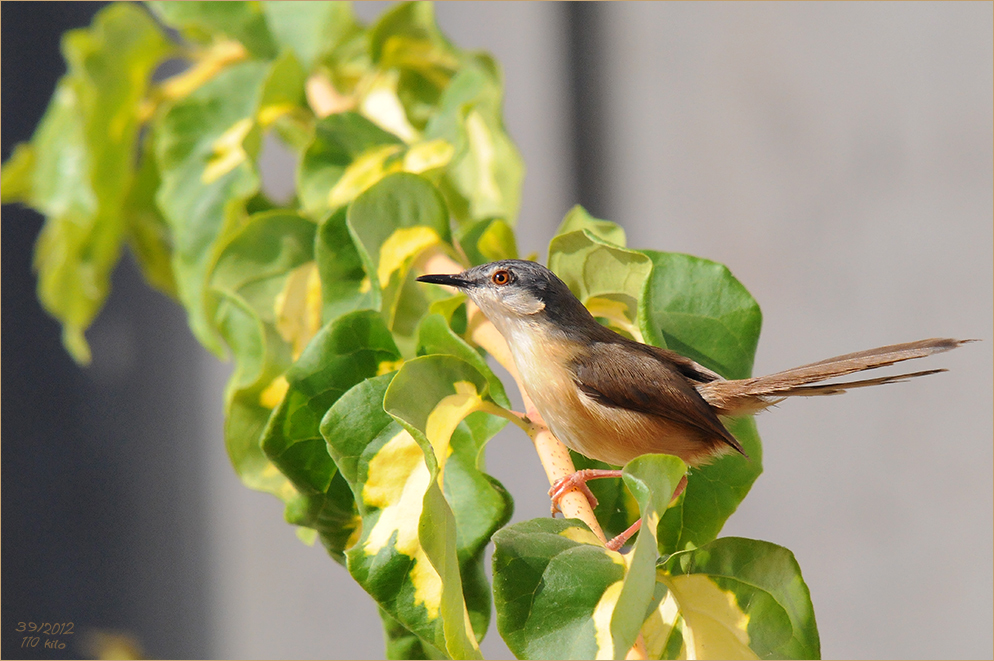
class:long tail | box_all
[698,338,974,415]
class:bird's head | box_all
[416,260,592,336]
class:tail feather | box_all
[759,368,947,398]
[786,337,967,371]
[699,338,973,415]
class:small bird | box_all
[417,259,969,548]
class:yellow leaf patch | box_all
[362,430,443,619]
[203,118,253,184]
[360,70,419,142]
[274,261,322,359]
[558,524,606,548]
[424,381,483,487]
[259,375,290,409]
[257,102,297,128]
[477,219,517,262]
[376,226,443,288]
[377,359,405,376]
[328,144,405,209]
[403,139,454,174]
[660,574,756,661]
[585,296,644,342]
[465,110,501,204]
[593,580,625,660]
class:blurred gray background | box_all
[3,2,991,660]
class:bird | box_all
[417,259,971,549]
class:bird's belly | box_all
[517,355,717,467]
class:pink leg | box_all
[548,469,623,515]
[606,519,642,551]
[602,475,690,551]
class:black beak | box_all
[416,273,471,289]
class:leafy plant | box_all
[2,2,819,659]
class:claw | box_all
[549,478,599,515]
[547,469,623,516]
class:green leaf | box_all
[492,517,626,660]
[555,203,627,246]
[415,313,510,411]
[208,209,317,506]
[346,172,453,345]
[656,537,820,660]
[315,207,378,323]
[325,359,510,659]
[491,456,685,661]
[638,251,762,381]
[256,50,308,131]
[320,376,414,576]
[262,310,401,560]
[327,374,454,657]
[122,133,177,298]
[214,291,296,496]
[252,50,315,155]
[29,79,97,363]
[426,56,524,225]
[0,143,35,203]
[369,1,459,72]
[379,607,445,660]
[414,314,510,465]
[637,250,764,554]
[155,60,271,355]
[260,1,361,70]
[297,112,404,219]
[658,417,763,556]
[548,206,653,341]
[456,217,518,266]
[147,1,277,59]
[210,209,317,320]
[418,476,485,660]
[383,355,514,657]
[608,455,687,659]
[27,80,92,221]
[383,355,491,466]
[7,3,173,362]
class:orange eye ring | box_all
[491,269,511,285]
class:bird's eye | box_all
[491,269,511,286]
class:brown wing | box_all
[571,340,747,457]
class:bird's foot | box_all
[548,469,623,516]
